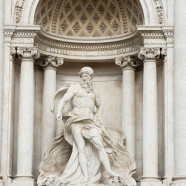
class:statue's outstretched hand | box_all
[56,112,62,120]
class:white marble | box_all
[115,56,137,155]
[15,48,39,184]
[0,0,4,177]
[38,67,136,186]
[0,0,184,185]
[163,47,174,184]
[39,56,63,154]
[0,40,14,182]
[173,0,186,184]
[139,48,160,183]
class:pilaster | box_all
[0,29,15,186]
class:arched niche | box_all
[13,0,165,26]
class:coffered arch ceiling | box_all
[34,0,144,37]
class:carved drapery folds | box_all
[38,56,64,70]
[138,48,160,61]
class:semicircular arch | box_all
[13,0,164,26]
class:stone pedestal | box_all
[10,178,35,186]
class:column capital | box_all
[38,56,64,70]
[138,48,160,61]
[115,56,140,71]
[12,47,40,61]
[161,48,167,62]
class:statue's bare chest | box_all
[74,88,95,100]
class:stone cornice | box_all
[137,26,167,47]
[35,29,143,60]
[137,26,165,38]
[162,26,174,45]
[162,26,174,38]
[4,25,40,39]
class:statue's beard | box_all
[80,79,93,93]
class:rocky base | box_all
[38,175,128,186]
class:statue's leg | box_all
[90,135,120,178]
[71,125,89,183]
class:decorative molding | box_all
[15,0,25,23]
[35,30,143,59]
[138,48,160,61]
[4,26,40,44]
[115,56,141,70]
[34,0,144,37]
[162,26,174,45]
[154,0,164,24]
[137,26,166,46]
[14,47,40,60]
[38,56,64,70]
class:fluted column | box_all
[38,56,64,154]
[173,0,186,184]
[138,48,160,184]
[115,56,138,155]
[16,48,39,182]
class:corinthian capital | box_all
[16,47,40,60]
[138,48,160,61]
[38,56,64,70]
[115,56,140,70]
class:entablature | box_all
[4,25,173,61]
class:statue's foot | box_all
[81,176,89,183]
[107,170,120,178]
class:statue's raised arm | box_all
[56,85,75,120]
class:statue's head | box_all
[79,67,94,81]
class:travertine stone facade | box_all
[0,0,186,186]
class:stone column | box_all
[0,42,14,186]
[162,28,174,185]
[115,56,137,155]
[138,48,161,185]
[15,48,39,185]
[173,0,186,184]
[38,56,64,154]
[0,0,4,178]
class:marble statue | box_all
[37,67,136,186]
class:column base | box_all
[0,176,3,186]
[11,177,35,186]
[0,180,4,186]
[141,177,163,186]
[171,176,186,186]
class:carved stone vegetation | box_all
[38,56,64,70]
[138,48,160,61]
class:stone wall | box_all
[11,61,164,181]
